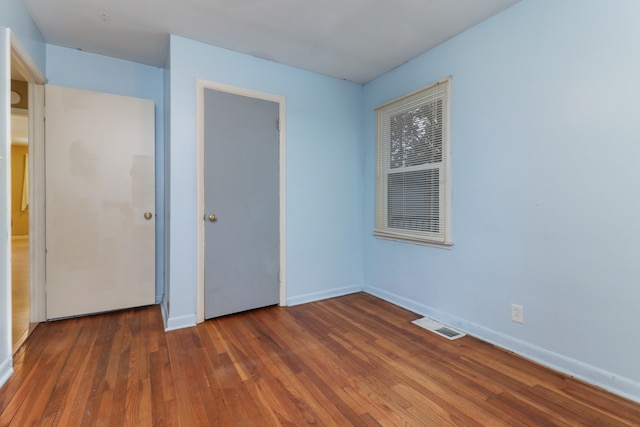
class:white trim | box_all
[0,356,13,389]
[364,285,640,404]
[375,76,451,111]
[2,29,11,381]
[195,79,287,324]
[9,32,46,84]
[160,298,169,330]
[164,313,197,332]
[286,285,362,307]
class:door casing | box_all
[195,79,287,323]
[9,31,47,324]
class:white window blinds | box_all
[375,77,451,245]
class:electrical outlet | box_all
[511,304,524,323]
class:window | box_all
[375,77,451,245]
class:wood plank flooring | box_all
[11,237,30,353]
[1,292,639,426]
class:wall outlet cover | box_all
[511,304,524,323]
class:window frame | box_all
[374,77,452,246]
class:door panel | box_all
[45,85,155,319]
[204,89,279,319]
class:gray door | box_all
[204,89,280,319]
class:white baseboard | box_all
[286,284,363,307]
[364,285,640,404]
[161,284,363,330]
[0,356,14,389]
[160,298,169,330]
[163,304,197,332]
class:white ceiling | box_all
[23,0,519,84]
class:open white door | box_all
[45,85,155,319]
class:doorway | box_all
[9,84,30,351]
[8,32,47,353]
[196,80,287,323]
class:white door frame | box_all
[9,30,47,323]
[195,79,287,324]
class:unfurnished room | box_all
[1,0,640,425]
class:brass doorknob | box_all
[143,212,153,220]
[208,214,217,222]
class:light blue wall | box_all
[363,0,640,401]
[165,35,364,328]
[0,0,46,72]
[46,45,166,302]
[0,0,45,388]
[3,0,637,405]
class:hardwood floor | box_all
[11,237,30,353]
[1,292,639,426]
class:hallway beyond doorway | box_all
[11,237,30,353]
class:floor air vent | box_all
[412,317,466,341]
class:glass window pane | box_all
[389,100,442,169]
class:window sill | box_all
[373,231,453,249]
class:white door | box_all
[45,85,155,319]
